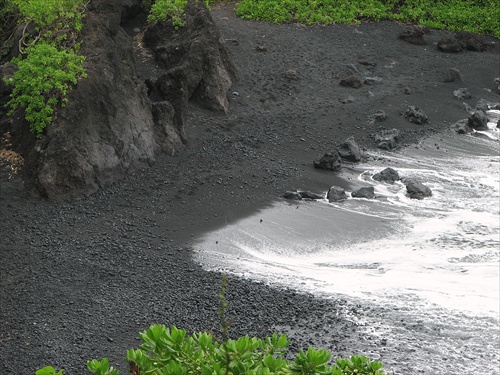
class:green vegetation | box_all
[145,0,210,27]
[144,0,233,27]
[99,324,386,375]
[234,0,500,37]
[35,367,64,375]
[1,0,87,137]
[6,41,85,136]
[144,0,498,36]
[35,332,389,375]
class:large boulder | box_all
[327,186,347,202]
[338,137,363,162]
[451,119,472,134]
[403,105,428,125]
[467,111,489,131]
[398,26,428,45]
[374,128,401,151]
[351,186,375,199]
[454,31,492,52]
[403,178,432,200]
[373,167,400,183]
[313,151,342,171]
[283,190,323,200]
[437,37,465,53]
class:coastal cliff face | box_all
[3,0,236,201]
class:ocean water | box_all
[194,111,500,374]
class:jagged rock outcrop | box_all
[5,0,235,201]
[143,1,236,113]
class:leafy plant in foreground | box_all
[40,275,389,375]
[35,366,64,375]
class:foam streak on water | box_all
[194,123,500,374]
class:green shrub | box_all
[147,0,190,27]
[35,367,64,375]
[144,0,227,27]
[107,324,387,374]
[3,0,87,137]
[10,0,85,31]
[5,41,86,137]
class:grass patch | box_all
[233,0,500,37]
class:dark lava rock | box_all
[339,75,363,88]
[284,69,300,81]
[8,0,236,202]
[284,190,324,200]
[453,88,472,100]
[451,119,472,134]
[374,110,387,121]
[467,111,489,131]
[338,137,363,162]
[340,95,355,104]
[403,105,428,125]
[402,178,432,200]
[358,59,376,67]
[454,31,491,51]
[284,191,302,200]
[437,37,465,53]
[144,1,236,114]
[297,190,324,200]
[351,186,375,199]
[313,151,342,171]
[399,26,428,45]
[373,167,400,183]
[375,129,401,151]
[0,63,16,97]
[475,99,495,112]
[443,68,462,83]
[327,186,347,202]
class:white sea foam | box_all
[194,129,499,373]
